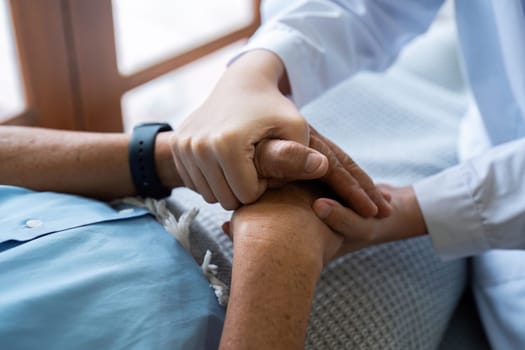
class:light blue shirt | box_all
[0,185,224,349]
[241,1,525,348]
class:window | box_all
[122,41,245,130]
[1,0,260,131]
[113,0,252,74]
[0,0,25,121]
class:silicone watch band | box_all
[129,122,173,199]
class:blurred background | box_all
[0,0,260,131]
[0,0,455,132]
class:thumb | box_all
[254,139,329,180]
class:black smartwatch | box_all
[129,122,173,199]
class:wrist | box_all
[235,230,324,277]
[155,132,182,189]
[377,186,427,243]
[232,208,325,275]
[227,49,286,88]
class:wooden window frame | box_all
[4,0,261,131]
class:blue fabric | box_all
[0,186,224,350]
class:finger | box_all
[216,140,267,204]
[194,147,240,210]
[169,134,198,191]
[377,183,394,201]
[222,221,231,239]
[327,164,379,217]
[312,198,359,235]
[172,151,197,191]
[369,190,392,218]
[178,151,217,204]
[254,139,328,180]
[222,221,230,234]
[214,112,307,204]
[310,135,378,217]
[201,164,240,210]
[311,127,392,217]
[340,158,392,217]
[313,198,376,249]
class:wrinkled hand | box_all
[308,126,392,218]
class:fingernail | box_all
[304,153,325,173]
[315,202,333,219]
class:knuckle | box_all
[281,112,308,141]
[325,160,346,179]
[191,138,209,159]
[272,140,295,162]
[210,132,234,156]
[178,137,193,155]
[172,136,189,153]
[282,140,305,158]
[340,155,357,169]
[289,115,308,134]
[257,142,297,178]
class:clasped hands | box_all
[171,118,399,261]
[168,50,421,263]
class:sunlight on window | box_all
[121,41,244,131]
[112,0,253,74]
[0,0,25,121]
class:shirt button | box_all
[25,219,43,228]
[118,208,134,215]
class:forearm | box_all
[219,184,337,349]
[0,126,180,199]
[220,236,322,350]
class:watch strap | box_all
[129,122,173,199]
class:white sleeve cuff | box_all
[413,163,489,260]
[229,23,324,107]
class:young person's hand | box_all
[170,50,326,210]
[313,184,427,256]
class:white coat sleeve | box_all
[413,138,525,260]
[239,0,445,106]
